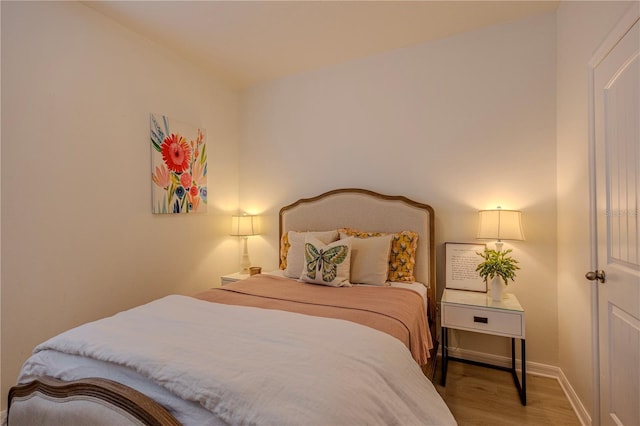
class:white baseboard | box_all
[557,368,592,426]
[445,347,590,426]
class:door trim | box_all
[587,4,640,425]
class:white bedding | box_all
[19,295,455,425]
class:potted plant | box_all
[476,248,520,301]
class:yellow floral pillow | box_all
[339,228,418,283]
[279,232,291,270]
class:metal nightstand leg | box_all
[510,338,527,405]
[441,327,448,386]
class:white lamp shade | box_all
[230,215,258,236]
[477,209,524,241]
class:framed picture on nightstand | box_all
[444,242,487,292]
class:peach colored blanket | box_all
[195,274,432,365]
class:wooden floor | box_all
[432,360,581,426]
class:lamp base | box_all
[239,237,251,274]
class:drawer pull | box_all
[474,316,488,324]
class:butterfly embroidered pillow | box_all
[300,235,352,287]
[283,230,339,278]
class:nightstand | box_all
[440,288,526,405]
[220,272,249,286]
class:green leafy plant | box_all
[476,248,520,285]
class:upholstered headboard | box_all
[279,188,436,320]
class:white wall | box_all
[241,12,558,365]
[1,1,240,406]
[556,0,635,421]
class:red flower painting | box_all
[161,134,192,173]
[151,114,207,214]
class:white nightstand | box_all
[440,288,526,405]
[220,272,249,286]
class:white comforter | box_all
[19,295,456,425]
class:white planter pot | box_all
[490,277,505,301]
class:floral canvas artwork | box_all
[150,114,207,214]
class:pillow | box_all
[339,233,392,285]
[300,235,352,287]
[388,231,419,282]
[282,230,339,278]
[339,228,419,283]
[279,233,291,269]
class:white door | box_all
[592,10,640,426]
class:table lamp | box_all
[230,214,259,274]
[477,207,524,251]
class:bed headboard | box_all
[279,188,436,321]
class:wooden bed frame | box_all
[8,188,438,425]
[8,377,180,425]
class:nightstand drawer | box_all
[442,304,523,338]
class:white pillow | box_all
[342,233,393,285]
[283,230,339,278]
[300,235,352,287]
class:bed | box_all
[8,188,455,426]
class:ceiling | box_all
[86,1,559,89]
